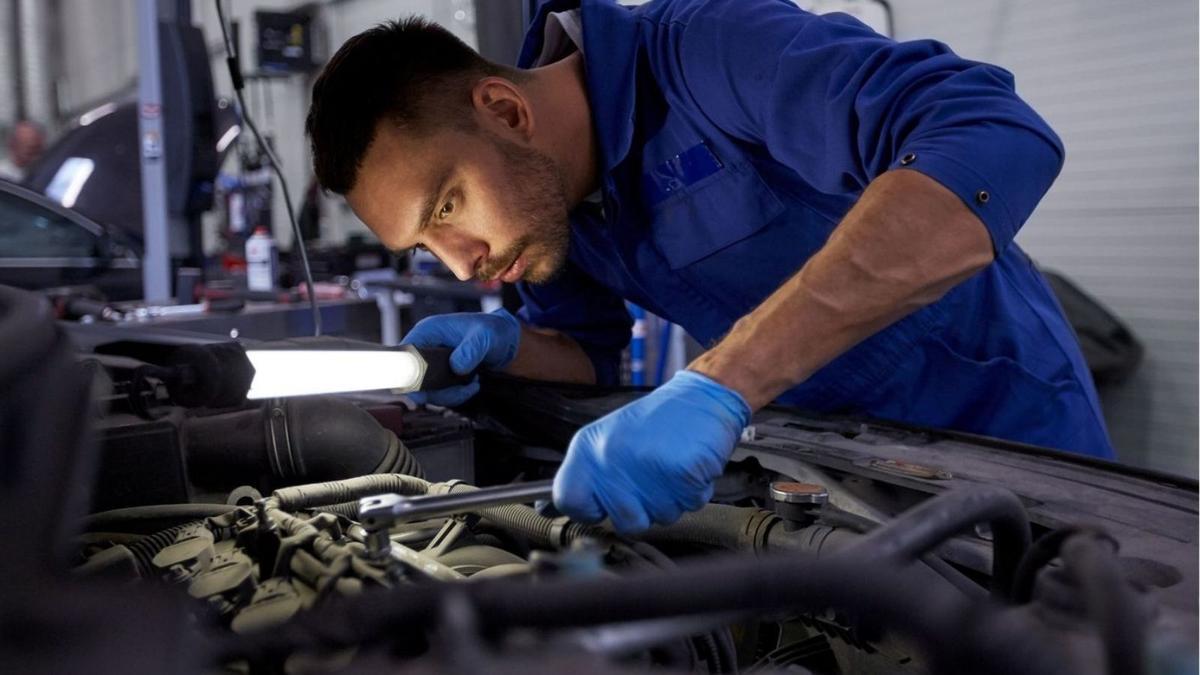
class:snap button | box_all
[975,190,990,205]
[900,152,917,166]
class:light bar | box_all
[245,349,425,399]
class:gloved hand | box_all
[553,369,751,533]
[401,309,521,406]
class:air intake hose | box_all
[184,396,423,492]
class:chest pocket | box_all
[646,143,785,270]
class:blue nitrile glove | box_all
[553,369,751,533]
[400,309,521,406]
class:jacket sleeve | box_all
[516,260,632,386]
[672,0,1065,253]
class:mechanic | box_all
[305,0,1115,533]
[0,119,45,182]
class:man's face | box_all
[346,124,571,284]
[9,122,45,167]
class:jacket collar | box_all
[517,0,639,173]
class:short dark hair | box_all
[306,17,516,194]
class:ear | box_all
[471,77,534,142]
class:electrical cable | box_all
[213,0,321,336]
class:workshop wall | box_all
[45,1,476,252]
[191,0,479,251]
[0,0,19,126]
[891,0,1199,477]
[56,0,138,118]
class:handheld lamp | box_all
[244,345,464,400]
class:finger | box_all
[450,327,491,374]
[554,486,605,524]
[554,446,605,523]
[401,315,464,349]
[423,380,480,407]
[646,497,683,527]
[677,481,716,513]
[533,499,562,519]
[597,486,651,535]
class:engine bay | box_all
[2,286,1196,675]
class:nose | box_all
[426,229,488,281]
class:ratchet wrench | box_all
[358,479,555,530]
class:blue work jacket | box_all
[514,0,1115,459]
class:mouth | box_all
[497,251,528,284]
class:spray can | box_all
[245,226,278,292]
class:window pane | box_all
[0,191,98,258]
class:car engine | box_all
[1,285,1196,675]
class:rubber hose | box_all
[815,504,880,533]
[439,483,607,548]
[184,397,424,492]
[391,436,423,478]
[1060,532,1146,675]
[0,285,56,384]
[639,502,981,599]
[713,626,738,674]
[269,473,431,511]
[309,501,363,520]
[248,547,1073,675]
[640,504,780,553]
[0,287,97,573]
[125,520,207,577]
[844,485,1031,599]
[479,503,595,548]
[698,632,724,674]
[1010,527,1082,604]
[81,504,236,534]
[815,504,987,599]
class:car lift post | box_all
[137,0,190,302]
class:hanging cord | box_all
[214,0,321,336]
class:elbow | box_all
[921,234,994,306]
[1026,115,1068,198]
[1042,121,1067,179]
[903,213,995,309]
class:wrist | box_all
[687,346,775,411]
[672,369,752,428]
[488,308,522,369]
[689,309,817,410]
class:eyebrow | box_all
[413,166,455,243]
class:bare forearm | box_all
[504,324,596,384]
[690,169,994,409]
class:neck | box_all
[526,51,600,207]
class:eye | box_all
[437,199,455,219]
